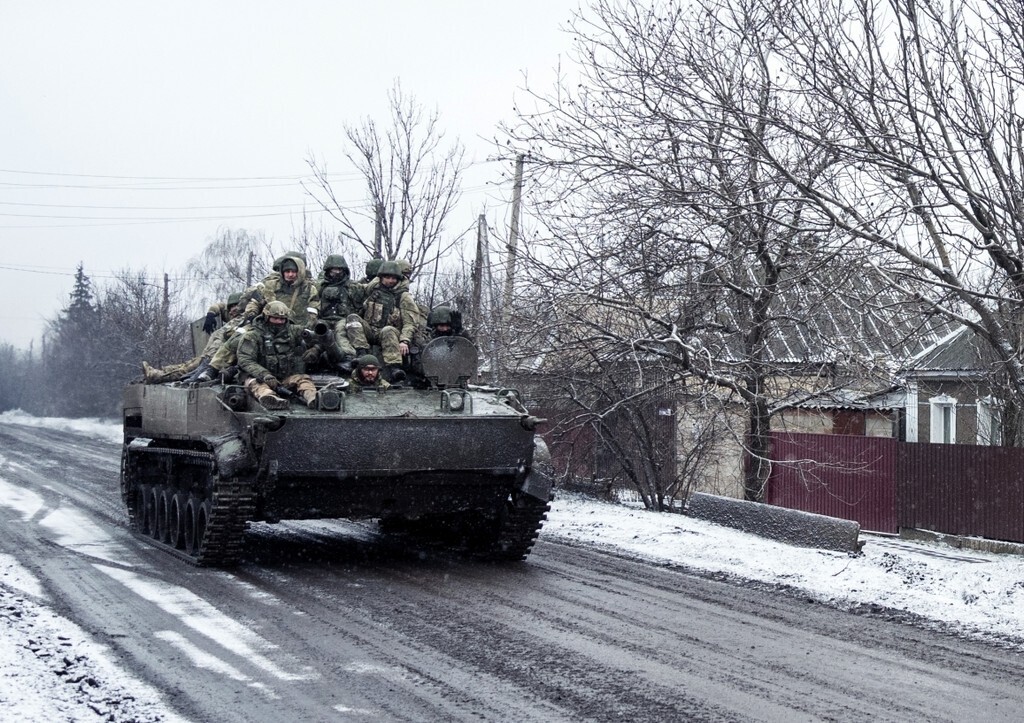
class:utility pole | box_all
[374,202,385,257]
[497,154,525,383]
[246,251,254,286]
[471,213,486,332]
[503,154,525,310]
[161,272,171,366]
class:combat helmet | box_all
[377,260,403,279]
[364,258,383,279]
[395,258,413,280]
[427,305,453,326]
[263,300,291,320]
[272,250,308,272]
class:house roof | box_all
[904,324,996,377]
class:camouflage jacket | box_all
[348,370,390,391]
[237,317,307,381]
[359,280,422,343]
[243,254,320,326]
[318,280,365,321]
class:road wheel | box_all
[168,493,186,549]
[155,487,171,543]
[149,487,164,541]
[136,485,154,535]
[184,495,202,556]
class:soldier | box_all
[349,353,390,391]
[142,292,245,384]
[362,258,383,283]
[304,254,364,369]
[243,253,320,327]
[345,260,421,382]
[202,291,243,334]
[236,301,318,410]
[425,305,472,342]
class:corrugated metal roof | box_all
[905,324,995,374]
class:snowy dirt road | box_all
[1,420,1023,722]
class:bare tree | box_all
[99,268,192,377]
[184,227,273,304]
[502,0,895,502]
[306,81,468,273]
[748,0,1024,442]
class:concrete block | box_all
[686,492,862,553]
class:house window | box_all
[929,395,957,444]
[977,397,1002,446]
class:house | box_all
[899,325,1004,445]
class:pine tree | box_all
[42,263,110,416]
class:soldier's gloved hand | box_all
[202,312,218,334]
[262,375,279,388]
[302,346,321,363]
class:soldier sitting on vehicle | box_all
[345,260,421,383]
[302,254,364,371]
[361,258,383,283]
[349,353,390,391]
[142,291,246,384]
[242,253,320,327]
[236,301,318,410]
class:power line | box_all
[0,168,364,182]
[0,200,319,211]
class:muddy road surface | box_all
[1,421,1021,722]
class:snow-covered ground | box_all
[2,410,1024,721]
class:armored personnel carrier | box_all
[120,336,553,566]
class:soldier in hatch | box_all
[345,260,421,383]
[424,305,472,342]
[236,301,318,410]
[349,353,390,391]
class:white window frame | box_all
[977,396,1002,446]
[905,381,919,442]
[929,394,957,444]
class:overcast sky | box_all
[0,1,582,350]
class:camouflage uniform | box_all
[207,324,249,374]
[349,354,390,391]
[345,261,422,367]
[243,254,320,327]
[143,293,245,383]
[312,254,365,363]
[237,306,317,409]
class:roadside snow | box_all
[2,413,1024,721]
[546,495,1024,646]
[0,410,122,445]
[0,556,184,723]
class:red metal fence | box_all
[898,443,1024,542]
[765,432,1024,542]
[766,433,898,534]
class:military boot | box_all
[385,365,407,383]
[142,361,161,383]
[260,394,289,410]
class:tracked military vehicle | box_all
[120,336,553,566]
